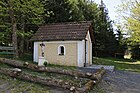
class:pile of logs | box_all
[0,58,106,93]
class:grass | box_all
[90,85,105,93]
[0,54,90,93]
[17,53,33,62]
[0,74,50,93]
[0,54,13,59]
[47,63,77,70]
[0,64,51,93]
[0,53,77,70]
[0,53,33,61]
[93,57,140,73]
[2,54,132,93]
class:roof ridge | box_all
[45,21,92,25]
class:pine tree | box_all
[94,0,117,57]
[0,0,45,57]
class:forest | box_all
[0,0,140,59]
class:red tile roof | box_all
[30,21,94,42]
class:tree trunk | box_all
[0,58,106,80]
[19,15,25,57]
[76,80,95,93]
[0,67,76,92]
[8,0,18,58]
[0,58,106,93]
[0,67,104,93]
[25,37,29,52]
[12,23,18,58]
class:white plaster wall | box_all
[44,42,77,66]
[90,43,92,65]
[34,41,79,65]
[86,39,88,64]
[33,42,38,62]
[86,31,92,65]
[77,40,85,67]
[88,31,92,65]
[33,40,92,67]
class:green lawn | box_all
[93,57,140,73]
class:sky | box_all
[94,0,122,21]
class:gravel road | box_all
[79,67,140,93]
[99,70,140,93]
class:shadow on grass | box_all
[0,53,33,62]
[0,54,14,59]
[93,57,140,73]
[103,57,138,63]
[17,53,33,62]
[103,57,136,63]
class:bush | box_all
[43,61,48,67]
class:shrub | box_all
[43,61,48,67]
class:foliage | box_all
[0,0,118,57]
[43,61,48,67]
[116,0,140,58]
[93,1,117,57]
[0,0,12,45]
[131,45,140,59]
[44,0,85,23]
[115,24,127,53]
[126,1,140,45]
[0,0,45,57]
[117,0,140,44]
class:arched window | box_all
[58,45,65,55]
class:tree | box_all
[44,0,84,23]
[117,0,140,44]
[115,24,127,54]
[13,0,45,56]
[0,0,45,57]
[0,0,18,58]
[44,0,117,57]
[93,0,117,57]
[116,0,140,58]
[0,1,11,46]
[1,0,117,58]
[127,2,140,44]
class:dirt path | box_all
[99,70,140,93]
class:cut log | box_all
[0,58,106,80]
[76,68,105,93]
[94,67,106,81]
[0,58,106,93]
[0,67,76,91]
[76,80,95,93]
[0,67,105,93]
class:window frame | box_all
[58,45,66,56]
